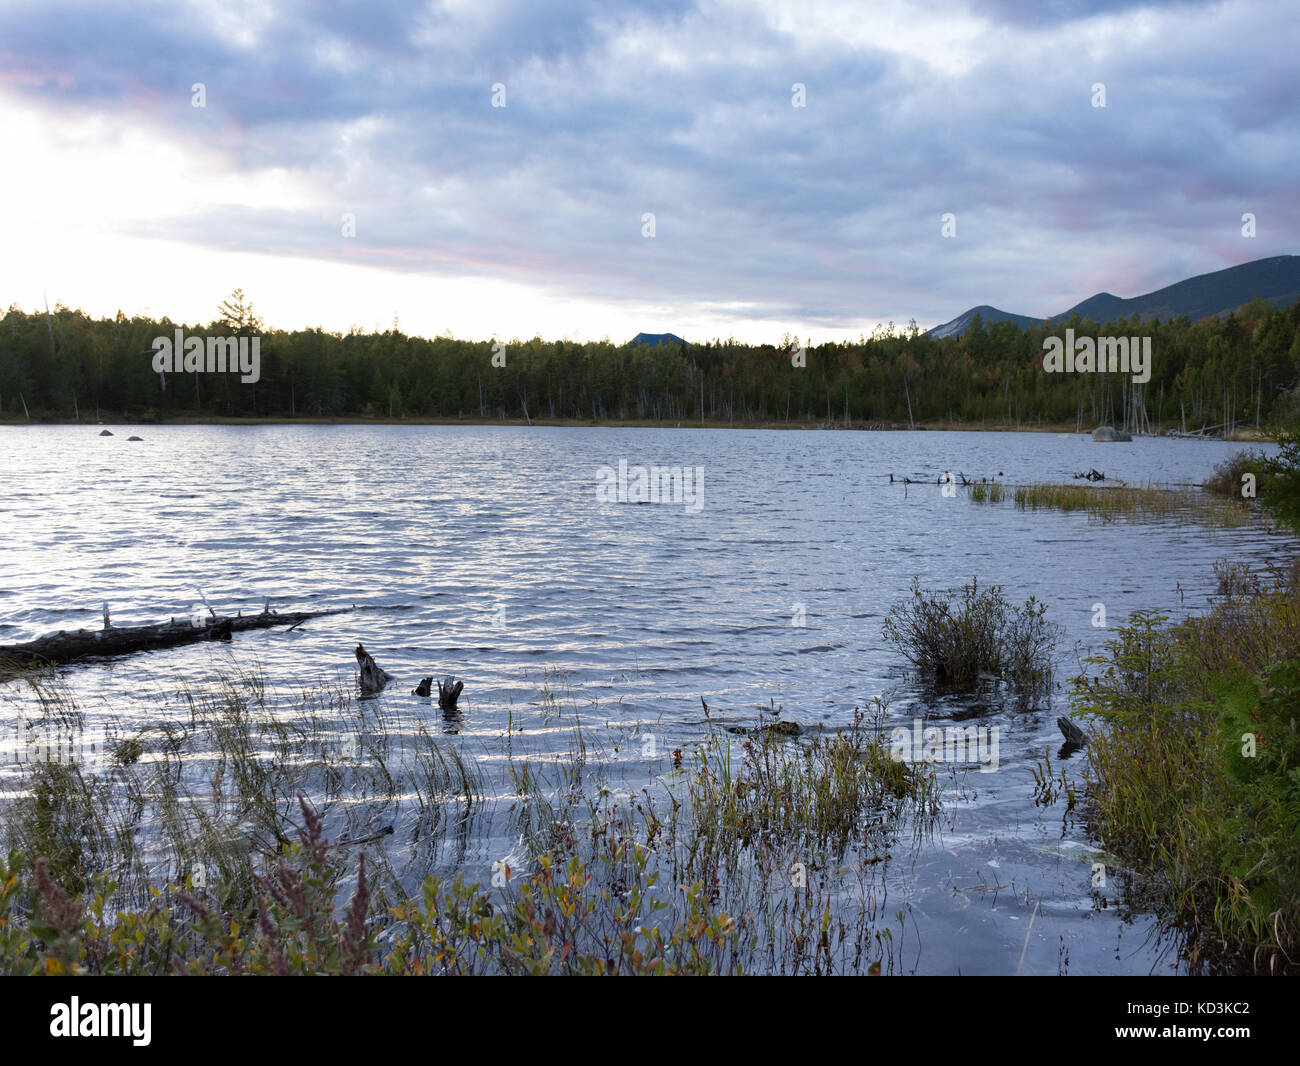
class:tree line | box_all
[4,290,1300,431]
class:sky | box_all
[0,0,1296,345]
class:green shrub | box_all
[883,577,1061,689]
[1073,571,1300,974]
[1204,449,1272,500]
[1263,425,1300,536]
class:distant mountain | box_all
[925,305,1043,340]
[1064,292,1126,323]
[630,332,686,347]
[926,255,1300,338]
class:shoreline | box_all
[0,414,1275,441]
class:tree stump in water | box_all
[1057,716,1088,750]
[355,644,393,695]
[438,677,463,711]
[414,675,463,710]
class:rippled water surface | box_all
[1,424,1292,973]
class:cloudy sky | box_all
[1,0,1296,344]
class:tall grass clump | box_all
[1073,561,1300,974]
[489,700,943,975]
[883,577,1062,690]
[966,480,1006,503]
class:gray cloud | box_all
[1,0,1296,334]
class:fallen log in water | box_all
[0,603,352,672]
[889,472,978,486]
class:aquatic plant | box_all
[0,674,941,975]
[883,577,1062,690]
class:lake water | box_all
[0,424,1291,973]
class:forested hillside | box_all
[4,295,1300,431]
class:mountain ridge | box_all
[927,255,1300,338]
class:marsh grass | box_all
[968,480,1254,527]
[687,702,939,855]
[966,480,1006,504]
[1,669,483,922]
[489,696,942,974]
[1029,748,1074,810]
[0,672,942,975]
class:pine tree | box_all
[217,289,263,333]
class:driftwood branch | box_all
[0,604,351,672]
[889,471,979,486]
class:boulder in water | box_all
[1091,426,1132,442]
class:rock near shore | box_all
[1091,425,1132,442]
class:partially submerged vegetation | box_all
[1072,560,1300,973]
[0,676,942,975]
[9,426,1300,977]
[882,577,1061,690]
[1,672,477,913]
[968,479,1255,527]
[970,428,1300,973]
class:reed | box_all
[966,479,1006,503]
[0,671,943,975]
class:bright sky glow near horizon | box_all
[1,0,1296,344]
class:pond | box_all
[0,424,1289,973]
